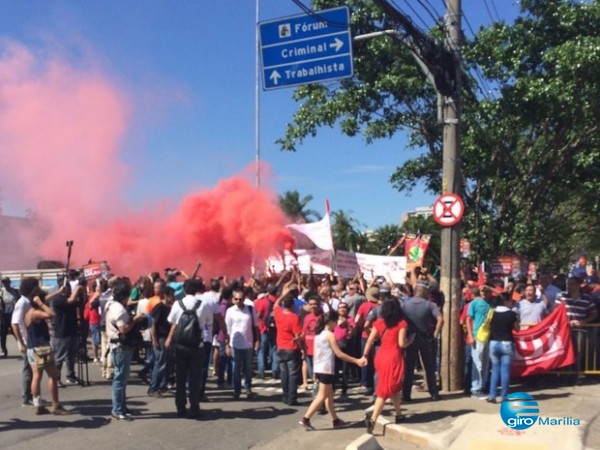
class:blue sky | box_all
[0,0,519,231]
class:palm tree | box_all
[278,190,321,223]
[331,210,364,252]
[368,224,404,255]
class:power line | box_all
[391,0,430,30]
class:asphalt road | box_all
[0,340,376,450]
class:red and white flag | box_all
[512,304,576,377]
[286,200,334,251]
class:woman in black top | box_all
[487,292,520,403]
[24,287,70,415]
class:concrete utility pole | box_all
[371,0,463,391]
[439,0,463,393]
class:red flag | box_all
[404,233,430,265]
[511,304,576,377]
[477,262,486,287]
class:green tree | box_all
[278,0,600,267]
[278,190,322,223]
[366,223,403,255]
[330,209,364,251]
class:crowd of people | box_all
[1,261,598,432]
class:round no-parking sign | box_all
[433,193,464,227]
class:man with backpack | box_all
[166,278,212,419]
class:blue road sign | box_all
[259,6,353,90]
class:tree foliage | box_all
[278,0,600,271]
[278,190,322,223]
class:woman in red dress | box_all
[362,299,413,432]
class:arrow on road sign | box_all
[330,37,344,52]
[269,70,281,85]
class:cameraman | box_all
[105,277,146,421]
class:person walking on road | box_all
[299,310,366,430]
[363,299,412,432]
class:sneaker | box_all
[364,413,375,434]
[21,399,33,407]
[299,417,313,429]
[245,391,255,400]
[332,418,350,429]
[111,413,133,422]
[57,380,65,388]
[486,398,497,404]
[471,391,486,399]
[65,377,78,385]
[52,405,71,415]
[147,391,162,398]
[395,414,407,424]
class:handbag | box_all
[33,345,55,369]
[475,309,494,343]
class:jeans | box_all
[232,347,253,396]
[360,337,375,389]
[403,335,439,399]
[149,337,168,392]
[471,339,490,394]
[175,345,205,415]
[278,349,301,404]
[258,331,279,376]
[111,345,134,415]
[488,340,514,401]
[54,335,77,380]
[1,313,11,353]
[22,354,33,403]
[217,342,232,385]
[140,341,154,377]
[464,343,473,393]
[198,342,212,397]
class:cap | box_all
[379,282,391,294]
[1,277,10,283]
[365,286,380,301]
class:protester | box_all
[1,277,19,357]
[556,276,598,379]
[354,286,380,395]
[333,301,356,397]
[466,286,494,399]
[83,286,102,363]
[52,280,83,386]
[148,286,174,397]
[105,277,146,421]
[224,287,259,400]
[166,278,212,419]
[300,293,322,392]
[24,286,70,415]
[11,277,38,407]
[487,292,520,403]
[402,281,443,402]
[363,299,412,433]
[254,283,279,380]
[299,310,366,430]
[516,284,547,329]
[273,283,303,406]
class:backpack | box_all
[173,299,203,348]
[265,297,276,330]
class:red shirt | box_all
[254,294,276,334]
[83,299,101,326]
[274,306,301,350]
[302,313,320,356]
[356,301,377,338]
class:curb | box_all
[345,433,382,450]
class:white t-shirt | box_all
[198,291,220,342]
[105,300,130,349]
[11,296,31,345]
[167,295,213,348]
[136,298,151,341]
[224,304,258,350]
[313,329,335,375]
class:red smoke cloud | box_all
[0,39,294,276]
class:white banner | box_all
[265,250,406,282]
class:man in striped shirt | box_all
[555,277,597,377]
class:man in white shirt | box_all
[225,287,259,400]
[166,278,212,419]
[11,277,39,407]
[197,279,228,400]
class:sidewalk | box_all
[346,376,600,450]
